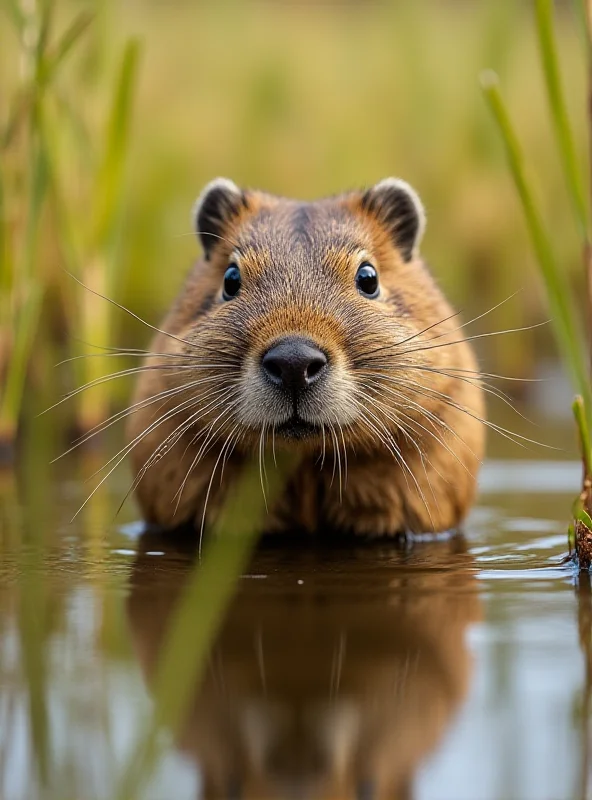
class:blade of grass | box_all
[1,88,36,150]
[92,38,141,259]
[115,456,295,800]
[573,0,592,58]
[2,0,26,30]
[580,0,592,377]
[0,164,9,323]
[0,123,49,442]
[535,0,588,240]
[79,37,141,431]
[481,71,592,433]
[0,284,44,443]
[575,395,592,476]
[42,10,95,85]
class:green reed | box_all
[0,1,139,449]
[482,0,592,538]
[0,1,589,453]
[115,455,295,800]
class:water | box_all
[0,442,590,800]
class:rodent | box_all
[127,533,480,798]
[127,177,485,537]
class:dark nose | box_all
[262,336,327,391]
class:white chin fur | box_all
[235,367,359,430]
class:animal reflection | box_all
[127,534,480,799]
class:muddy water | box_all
[0,440,589,799]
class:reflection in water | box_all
[127,533,480,799]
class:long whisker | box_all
[115,389,239,517]
[392,320,550,360]
[64,270,201,349]
[175,229,241,250]
[381,374,553,450]
[86,383,235,485]
[56,347,228,365]
[327,424,339,490]
[198,423,243,559]
[351,396,434,528]
[358,364,529,426]
[41,361,236,417]
[172,409,240,515]
[357,381,470,479]
[319,425,327,471]
[55,375,224,460]
[361,290,524,361]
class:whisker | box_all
[174,229,241,250]
[198,423,243,559]
[41,361,236,417]
[116,390,240,517]
[271,425,277,468]
[361,290,524,361]
[56,348,235,365]
[393,320,550,360]
[54,375,224,460]
[336,422,348,490]
[327,424,339,490]
[64,270,202,350]
[172,409,240,515]
[381,374,553,450]
[351,396,434,528]
[359,365,531,426]
[357,381,469,480]
[88,383,236,483]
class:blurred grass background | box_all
[0,0,589,447]
[1,3,591,795]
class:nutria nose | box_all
[262,336,327,391]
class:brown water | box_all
[0,436,589,799]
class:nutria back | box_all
[127,177,485,536]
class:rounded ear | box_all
[360,178,426,262]
[191,177,247,258]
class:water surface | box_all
[0,447,588,800]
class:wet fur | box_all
[127,180,485,537]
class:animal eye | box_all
[223,263,241,300]
[355,262,379,298]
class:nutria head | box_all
[165,177,466,448]
[129,177,484,532]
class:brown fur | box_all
[127,179,485,536]
[127,534,481,799]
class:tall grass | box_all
[0,1,139,450]
[0,0,589,457]
[481,0,592,559]
[115,454,295,800]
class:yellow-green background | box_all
[1,0,588,437]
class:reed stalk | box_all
[115,455,295,800]
[482,0,592,559]
[78,38,140,433]
[0,1,139,450]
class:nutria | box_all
[126,178,485,536]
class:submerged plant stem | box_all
[115,455,295,800]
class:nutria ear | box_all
[192,177,247,258]
[360,178,426,262]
